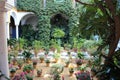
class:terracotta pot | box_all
[18,65,22,69]
[69,72,74,76]
[46,63,50,67]
[10,72,15,77]
[26,70,31,73]
[65,64,69,67]
[33,64,37,69]
[26,58,31,63]
[13,61,17,65]
[37,73,42,77]
[40,59,44,63]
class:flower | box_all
[76,59,82,65]
[75,71,91,80]
[68,63,75,73]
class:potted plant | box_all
[76,59,82,67]
[52,28,65,46]
[17,60,23,69]
[37,69,42,77]
[39,56,44,63]
[10,67,16,77]
[50,64,64,80]
[75,71,91,80]
[23,64,33,73]
[69,67,74,76]
[65,60,70,67]
[18,38,25,52]
[12,58,17,65]
[33,40,44,57]
[68,64,74,76]
[22,50,32,63]
[32,60,38,69]
[79,65,87,73]
[25,74,34,80]
[53,53,60,63]
[45,59,50,67]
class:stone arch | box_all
[19,13,38,37]
[10,10,17,25]
[50,13,69,26]
[20,13,38,27]
[50,13,69,45]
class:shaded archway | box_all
[10,16,16,38]
[19,14,38,37]
[50,13,69,45]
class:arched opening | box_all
[10,16,16,38]
[50,13,69,46]
[19,14,38,38]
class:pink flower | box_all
[61,75,64,80]
[9,64,13,69]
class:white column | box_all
[16,25,19,39]
[72,0,76,8]
[6,11,10,39]
[43,0,46,8]
[6,22,10,39]
[0,3,9,80]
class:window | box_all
[54,0,64,3]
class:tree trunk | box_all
[108,16,120,59]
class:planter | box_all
[37,69,42,77]
[40,59,44,63]
[69,69,74,76]
[18,65,22,69]
[37,73,42,77]
[33,64,37,69]
[69,71,74,76]
[13,61,17,65]
[10,72,16,77]
[65,63,69,67]
[26,58,31,63]
[46,63,50,67]
[26,70,31,73]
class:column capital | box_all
[0,1,13,12]
[0,1,7,12]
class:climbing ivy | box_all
[17,0,81,46]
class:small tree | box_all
[52,28,65,46]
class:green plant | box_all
[39,56,44,63]
[77,51,84,59]
[22,50,32,59]
[10,67,16,73]
[7,38,17,49]
[76,59,82,66]
[53,53,60,60]
[25,74,34,80]
[50,64,64,80]
[39,56,44,60]
[17,60,23,67]
[45,59,50,63]
[65,60,70,64]
[23,64,33,72]
[52,28,65,38]
[33,40,44,54]
[37,69,42,76]
[18,38,25,51]
[69,67,74,73]
[32,60,37,65]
